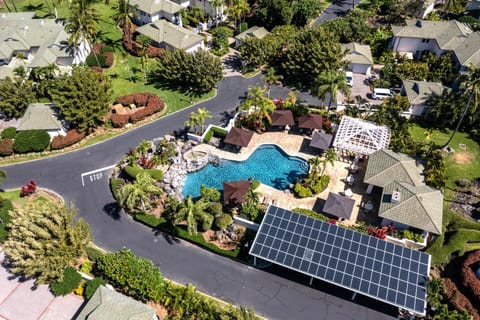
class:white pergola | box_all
[333,116,391,156]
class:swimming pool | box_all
[182,144,309,198]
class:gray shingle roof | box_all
[135,20,203,50]
[392,19,472,50]
[0,12,74,67]
[75,286,157,320]
[235,26,270,42]
[130,0,182,15]
[401,80,447,105]
[364,149,425,187]
[17,103,64,131]
[341,42,373,65]
[378,181,443,234]
[452,31,480,66]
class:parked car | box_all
[346,71,353,87]
[372,88,393,100]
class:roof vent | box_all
[416,20,422,27]
[391,190,401,203]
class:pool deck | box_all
[192,131,367,225]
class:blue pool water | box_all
[182,144,309,198]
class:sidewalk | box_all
[0,251,84,320]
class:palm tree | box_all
[228,0,249,31]
[322,148,337,175]
[210,0,223,27]
[136,140,151,155]
[308,156,322,180]
[65,0,99,57]
[119,172,162,211]
[137,34,151,83]
[241,85,276,131]
[442,66,480,149]
[113,0,138,33]
[196,107,213,133]
[185,111,200,133]
[262,67,283,98]
[314,70,350,108]
[176,196,207,234]
[243,186,260,206]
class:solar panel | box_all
[249,206,430,315]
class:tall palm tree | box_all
[308,156,322,180]
[196,107,213,133]
[314,70,350,108]
[65,0,99,56]
[243,187,260,206]
[119,172,162,211]
[113,0,138,33]
[322,148,337,175]
[228,0,249,31]
[242,85,276,131]
[210,0,223,27]
[185,111,200,132]
[176,196,207,234]
[137,34,151,83]
[262,67,283,98]
[442,66,480,149]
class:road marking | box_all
[80,165,115,187]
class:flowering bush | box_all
[20,180,37,197]
[368,226,388,239]
[114,93,165,124]
[50,130,86,150]
[328,218,337,225]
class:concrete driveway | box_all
[0,251,83,320]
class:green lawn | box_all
[409,124,480,265]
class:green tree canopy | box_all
[155,49,223,95]
[50,66,112,132]
[253,0,321,28]
[0,76,36,119]
[281,27,345,90]
[322,10,373,44]
[65,0,99,51]
[4,200,91,284]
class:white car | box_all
[345,71,353,87]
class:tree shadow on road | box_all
[153,228,181,245]
[103,202,122,220]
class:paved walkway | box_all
[0,251,84,320]
[193,130,366,224]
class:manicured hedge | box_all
[214,214,232,230]
[0,139,13,156]
[204,126,227,143]
[0,127,16,139]
[124,166,163,181]
[145,169,163,181]
[50,130,86,150]
[110,113,130,128]
[461,250,480,302]
[13,130,50,153]
[50,267,82,296]
[110,177,123,200]
[86,53,107,68]
[113,93,165,125]
[84,277,107,299]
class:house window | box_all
[421,39,430,43]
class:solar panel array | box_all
[249,206,430,315]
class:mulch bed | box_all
[450,179,480,221]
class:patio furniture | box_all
[346,175,355,185]
[344,188,353,197]
[364,201,374,213]
[349,163,359,173]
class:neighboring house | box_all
[16,103,66,140]
[340,42,373,75]
[391,19,480,71]
[235,26,270,47]
[130,0,183,25]
[401,79,448,117]
[0,12,90,77]
[364,149,443,235]
[136,20,204,52]
[75,285,158,320]
[467,0,480,18]
[190,0,225,20]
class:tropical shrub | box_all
[0,127,16,139]
[201,214,214,231]
[0,139,13,156]
[214,214,232,230]
[84,277,107,299]
[124,165,143,179]
[86,54,107,68]
[311,175,330,194]
[50,130,86,150]
[292,208,328,221]
[0,199,13,242]
[294,182,312,198]
[20,180,37,197]
[199,185,221,202]
[206,202,223,216]
[241,203,260,222]
[80,261,93,274]
[86,246,105,262]
[95,248,164,302]
[50,267,82,296]
[145,168,163,181]
[110,177,123,200]
[251,179,260,190]
[13,130,50,153]
[239,22,248,33]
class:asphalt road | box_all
[0,74,395,320]
[313,0,362,26]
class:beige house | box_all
[341,42,373,75]
[135,19,204,52]
[17,103,66,140]
[0,12,90,78]
[235,26,270,47]
[400,79,448,117]
[391,19,480,71]
[130,0,183,25]
[364,149,443,235]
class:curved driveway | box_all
[1,75,394,320]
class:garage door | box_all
[351,63,370,75]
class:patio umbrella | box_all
[223,180,251,205]
[310,131,333,150]
[322,192,355,220]
[224,127,254,148]
[270,109,295,126]
[297,113,323,130]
